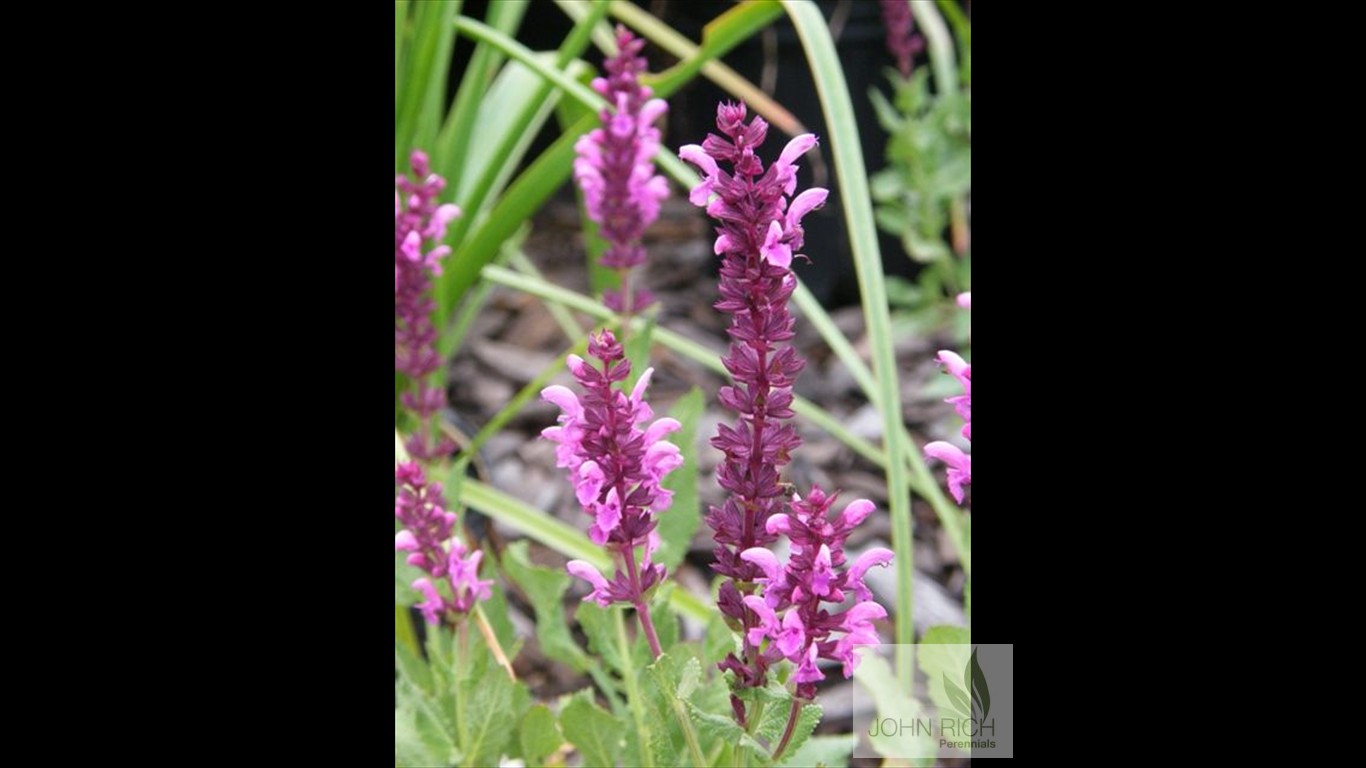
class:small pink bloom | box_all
[566,560,614,606]
[924,442,971,503]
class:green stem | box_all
[613,608,655,768]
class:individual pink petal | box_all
[837,499,876,529]
[394,531,419,552]
[937,350,970,382]
[742,595,779,647]
[777,133,819,169]
[740,547,782,583]
[766,513,792,535]
[785,187,828,228]
[642,417,681,445]
[678,144,718,176]
[811,544,834,596]
[566,560,614,606]
[540,385,582,417]
[793,643,823,683]
[575,460,605,507]
[957,292,971,309]
[639,98,668,126]
[777,609,806,658]
[630,367,655,404]
[848,547,895,601]
[760,220,792,269]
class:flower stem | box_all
[613,608,656,768]
[771,698,804,764]
[623,543,663,658]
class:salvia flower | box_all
[879,0,925,80]
[925,295,971,503]
[574,26,669,314]
[542,329,682,616]
[679,101,830,705]
[395,461,492,623]
[396,150,460,461]
[738,486,894,700]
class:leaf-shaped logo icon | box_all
[942,672,971,719]
[966,647,990,724]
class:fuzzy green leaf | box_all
[519,704,563,766]
[783,734,851,768]
[502,540,590,671]
[560,689,625,768]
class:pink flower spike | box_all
[566,560,614,606]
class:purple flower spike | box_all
[396,150,461,461]
[574,25,668,313]
[542,329,681,610]
[879,0,925,79]
[738,485,894,700]
[395,461,490,624]
[685,102,886,712]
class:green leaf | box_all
[433,0,524,193]
[784,734,851,768]
[918,625,971,721]
[502,540,590,671]
[560,689,625,768]
[575,601,626,675]
[854,652,934,759]
[395,696,461,767]
[394,639,433,695]
[519,704,563,766]
[655,387,702,571]
[458,644,530,766]
[685,699,766,755]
